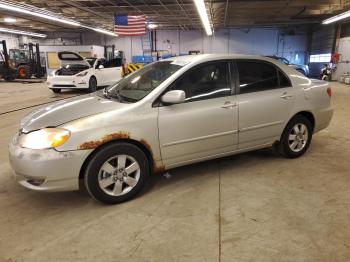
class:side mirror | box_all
[161,90,186,105]
[98,64,104,69]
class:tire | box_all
[17,65,32,79]
[88,77,97,93]
[84,142,150,204]
[278,115,313,158]
[50,88,61,93]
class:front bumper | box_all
[47,75,89,89]
[9,140,92,192]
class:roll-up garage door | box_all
[309,25,336,77]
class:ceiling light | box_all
[323,10,350,24]
[0,2,80,26]
[4,17,16,23]
[0,27,46,38]
[82,26,117,37]
[147,24,158,29]
[193,0,212,36]
[0,1,116,37]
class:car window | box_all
[278,69,292,87]
[103,58,122,68]
[237,61,281,94]
[105,60,184,102]
[170,62,231,103]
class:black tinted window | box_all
[171,62,231,102]
[237,61,279,94]
[104,58,122,68]
[279,70,292,87]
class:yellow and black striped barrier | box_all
[127,63,144,73]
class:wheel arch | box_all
[282,110,315,137]
[78,138,154,181]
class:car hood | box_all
[20,92,127,132]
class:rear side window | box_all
[279,69,292,87]
[237,61,290,94]
[170,62,231,102]
[104,58,122,68]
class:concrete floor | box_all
[0,81,349,262]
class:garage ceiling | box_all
[0,0,350,34]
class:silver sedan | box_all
[9,54,333,204]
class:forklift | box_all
[0,40,17,81]
[9,42,46,79]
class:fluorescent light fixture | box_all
[147,24,158,29]
[93,28,116,37]
[82,25,117,37]
[4,17,16,23]
[0,2,116,37]
[193,0,212,36]
[0,3,80,26]
[0,27,46,38]
[323,10,350,24]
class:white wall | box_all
[101,28,308,64]
[0,33,20,50]
[336,37,350,78]
[0,28,308,65]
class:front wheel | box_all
[50,88,61,93]
[84,143,150,204]
[278,115,313,158]
[88,77,97,93]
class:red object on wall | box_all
[331,53,340,63]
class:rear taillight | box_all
[327,87,332,97]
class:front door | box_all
[158,61,239,167]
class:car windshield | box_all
[105,60,184,102]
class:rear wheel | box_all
[84,143,150,204]
[17,65,32,79]
[88,77,97,93]
[278,115,312,158]
[50,88,61,93]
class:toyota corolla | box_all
[9,54,333,204]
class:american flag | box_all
[114,14,146,36]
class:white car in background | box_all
[47,51,123,93]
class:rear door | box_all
[235,60,295,149]
[158,61,239,166]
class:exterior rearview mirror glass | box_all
[161,90,186,105]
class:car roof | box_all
[163,53,280,65]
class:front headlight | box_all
[77,71,88,77]
[19,128,70,149]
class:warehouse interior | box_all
[0,0,350,261]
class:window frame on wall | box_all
[309,53,332,63]
[232,59,292,95]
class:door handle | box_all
[280,93,293,99]
[221,101,237,109]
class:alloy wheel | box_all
[97,154,140,196]
[288,123,309,153]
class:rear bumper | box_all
[9,139,92,192]
[314,107,334,133]
[47,75,89,89]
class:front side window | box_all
[105,60,184,102]
[170,62,231,102]
[237,61,280,94]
